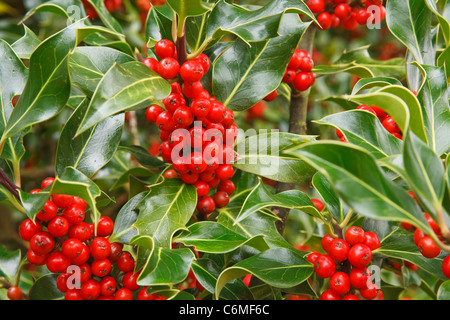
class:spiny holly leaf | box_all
[235,178,323,224]
[386,0,435,65]
[212,13,310,111]
[145,4,173,47]
[11,24,41,60]
[315,109,403,159]
[174,221,269,253]
[133,178,197,248]
[69,46,135,97]
[215,247,314,299]
[378,228,447,280]
[206,0,316,44]
[75,60,171,136]
[233,131,316,185]
[286,141,433,235]
[55,98,124,178]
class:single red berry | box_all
[218,180,235,195]
[157,57,180,79]
[173,106,194,128]
[191,98,212,119]
[180,59,204,82]
[63,204,85,225]
[299,56,314,73]
[115,288,134,300]
[306,0,325,13]
[36,200,58,222]
[195,53,210,73]
[317,12,332,30]
[108,242,124,263]
[164,169,178,179]
[425,213,441,236]
[30,232,54,256]
[306,252,321,264]
[355,8,370,25]
[414,228,425,246]
[206,100,226,123]
[7,287,24,300]
[73,197,87,211]
[334,3,351,20]
[26,249,47,265]
[314,254,336,278]
[311,198,324,211]
[222,109,235,129]
[52,194,74,208]
[442,256,450,278]
[194,180,210,198]
[91,258,112,277]
[321,234,334,253]
[68,222,91,242]
[356,104,377,115]
[80,279,101,300]
[293,72,313,91]
[46,251,71,273]
[263,89,278,102]
[90,237,112,260]
[70,244,90,266]
[62,238,84,260]
[97,216,114,237]
[156,111,175,131]
[344,226,365,245]
[329,272,351,295]
[348,243,373,268]
[100,276,117,297]
[320,289,341,300]
[215,164,234,180]
[145,105,164,122]
[47,216,70,238]
[122,271,141,291]
[417,235,441,259]
[288,50,303,70]
[56,273,71,293]
[342,294,360,300]
[116,251,135,272]
[163,93,186,114]
[328,238,350,262]
[142,57,159,72]
[41,177,55,189]
[78,263,92,283]
[283,69,297,83]
[363,231,380,251]
[350,267,371,289]
[182,81,204,99]
[196,196,216,215]
[154,39,176,59]
[65,289,83,300]
[19,219,42,241]
[179,171,200,185]
[360,283,379,300]
[341,13,358,30]
[213,191,230,208]
[382,116,400,134]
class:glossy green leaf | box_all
[233,131,316,185]
[117,145,166,168]
[0,246,21,283]
[206,0,315,44]
[21,0,87,23]
[351,77,403,95]
[174,221,269,253]
[86,0,124,34]
[286,141,432,234]
[76,60,171,136]
[69,46,134,97]
[437,280,450,300]
[215,247,313,299]
[29,274,64,300]
[316,109,403,159]
[236,178,323,224]
[425,0,450,45]
[166,0,209,19]
[145,4,174,47]
[11,24,41,60]
[312,172,343,223]
[378,228,446,280]
[133,178,197,248]
[386,0,435,64]
[55,98,124,177]
[213,14,310,111]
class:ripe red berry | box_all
[191,98,211,119]
[180,59,204,82]
[80,279,101,300]
[218,180,235,195]
[156,111,176,131]
[52,194,74,208]
[417,235,441,259]
[108,242,123,263]
[115,288,134,300]
[414,228,425,246]
[27,249,48,265]
[142,57,159,72]
[215,164,234,180]
[100,276,117,297]
[63,204,85,225]
[145,105,164,122]
[19,219,42,241]
[196,195,216,215]
[317,12,332,30]
[180,171,200,184]
[62,238,84,259]
[363,231,380,251]
[213,191,230,208]
[68,222,91,242]
[329,272,351,295]
[46,251,71,273]
[91,258,112,277]
[344,226,365,245]
[97,216,114,237]
[90,237,112,260]
[311,198,324,211]
[157,57,180,79]
[122,271,141,291]
[65,289,83,300]
[194,180,210,198]
[47,216,70,238]
[306,252,321,264]
[356,104,377,115]
[442,256,450,278]
[328,238,350,262]
[299,56,314,72]
[350,267,371,289]
[293,72,313,91]
[342,294,359,300]
[182,81,204,99]
[382,116,400,134]
[314,254,336,278]
[348,243,373,268]
[30,232,54,255]
[36,200,58,222]
[56,273,71,293]
[321,234,334,252]
[320,289,341,300]
[7,286,24,300]
[173,106,194,128]
[154,39,176,59]
[360,283,379,300]
[206,100,226,123]
[116,251,135,272]
[195,53,210,73]
[263,90,278,102]
[334,3,351,20]
[70,243,90,265]
[307,0,325,13]
[41,177,55,189]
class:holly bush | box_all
[0,0,449,302]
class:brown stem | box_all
[274,24,317,235]
[0,167,20,200]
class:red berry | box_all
[342,294,359,300]
[213,191,230,208]
[108,242,124,263]
[356,104,377,115]
[328,238,350,262]
[63,204,85,225]
[293,72,313,91]
[442,256,450,278]
[36,200,58,222]
[342,14,358,30]
[334,3,351,20]
[41,177,55,189]
[194,180,210,198]
[306,0,325,13]
[414,228,425,246]
[320,289,341,300]
[360,283,379,300]
[348,243,372,268]
[19,219,42,241]
[321,234,334,252]
[299,56,314,72]
[97,216,114,237]
[314,254,336,278]
[62,238,84,260]
[306,252,321,264]
[311,198,324,211]
[91,258,112,277]
[164,169,178,179]
[100,276,117,297]
[182,81,204,99]
[363,231,380,250]
[350,267,371,289]
[47,216,70,238]
[196,196,216,215]
[115,288,134,300]
[145,105,164,122]
[215,164,234,180]
[329,272,351,295]
[206,100,226,123]
[80,279,101,300]
[73,197,87,211]
[283,69,297,83]
[344,226,365,245]
[180,59,204,82]
[417,235,441,259]
[218,180,235,195]
[263,90,278,102]
[52,194,74,208]
[27,249,47,265]
[70,244,90,265]
[46,251,71,273]
[57,273,71,293]
[317,12,332,30]
[195,53,210,73]
[191,98,212,119]
[157,57,180,79]
[68,222,91,242]
[173,106,194,128]
[142,57,159,72]
[138,287,157,300]
[156,111,175,131]
[122,271,141,291]
[65,289,83,300]
[90,237,112,260]
[7,287,24,300]
[116,251,135,272]
[154,39,176,59]
[382,116,400,134]
[30,232,54,255]
[180,171,200,185]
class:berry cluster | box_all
[81,0,122,20]
[282,48,316,92]
[336,104,402,142]
[142,39,237,217]
[307,226,382,300]
[306,0,386,31]
[17,177,165,300]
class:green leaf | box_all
[312,172,343,223]
[215,247,313,299]
[315,109,403,159]
[76,60,171,136]
[386,0,435,64]
[438,280,450,300]
[286,141,432,234]
[233,131,316,185]
[55,98,124,177]
[118,145,166,168]
[313,46,406,80]
[191,258,254,299]
[212,14,310,111]
[145,4,174,47]
[174,221,269,253]
[11,24,41,60]
[0,246,21,283]
[425,0,450,45]
[29,274,64,300]
[378,228,447,280]
[133,178,197,248]
[351,77,403,95]
[21,0,87,23]
[86,0,124,34]
[69,46,135,97]
[206,0,316,44]
[166,0,209,19]
[236,178,322,224]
